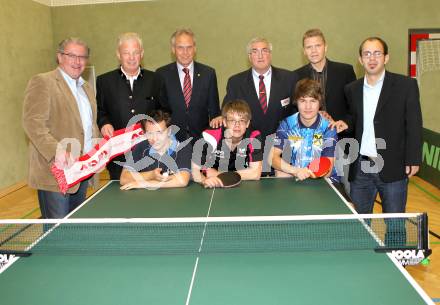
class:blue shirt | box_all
[275,113,337,168]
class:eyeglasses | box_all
[61,52,89,61]
[226,119,248,126]
[361,51,384,58]
[250,48,271,56]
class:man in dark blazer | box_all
[294,29,356,192]
[156,29,220,144]
[219,38,297,156]
[97,32,163,179]
[294,29,356,122]
[345,37,422,215]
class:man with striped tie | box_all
[156,29,220,144]
[216,37,298,175]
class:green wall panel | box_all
[50,0,440,98]
[0,0,54,188]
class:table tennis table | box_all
[0,179,434,305]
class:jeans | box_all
[37,180,89,219]
[350,159,408,214]
[350,159,408,247]
[106,157,123,180]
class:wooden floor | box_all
[0,175,439,303]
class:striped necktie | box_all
[259,75,267,114]
[183,68,192,108]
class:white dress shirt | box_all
[121,66,140,91]
[360,71,385,158]
[252,67,272,106]
[177,61,194,90]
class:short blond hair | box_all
[302,29,326,46]
[222,99,252,121]
[117,32,143,49]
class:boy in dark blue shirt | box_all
[120,110,191,190]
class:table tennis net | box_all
[0,213,429,256]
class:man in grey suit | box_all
[23,38,100,218]
[156,29,220,144]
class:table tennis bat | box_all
[217,171,242,188]
[307,157,332,178]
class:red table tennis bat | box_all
[307,157,332,178]
[217,171,242,188]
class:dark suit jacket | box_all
[96,68,163,131]
[223,66,297,140]
[294,59,356,121]
[345,71,423,183]
[156,61,220,142]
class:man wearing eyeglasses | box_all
[192,99,263,188]
[156,29,220,145]
[23,37,100,218]
[120,110,191,190]
[97,32,164,180]
[344,37,422,215]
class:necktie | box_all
[183,68,192,108]
[258,75,267,114]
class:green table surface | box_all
[0,179,431,305]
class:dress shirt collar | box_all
[252,66,272,79]
[177,61,194,74]
[309,58,328,73]
[58,67,85,87]
[119,66,142,79]
[363,70,385,89]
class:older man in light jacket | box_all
[23,37,100,219]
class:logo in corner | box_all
[391,249,427,266]
[0,253,16,271]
